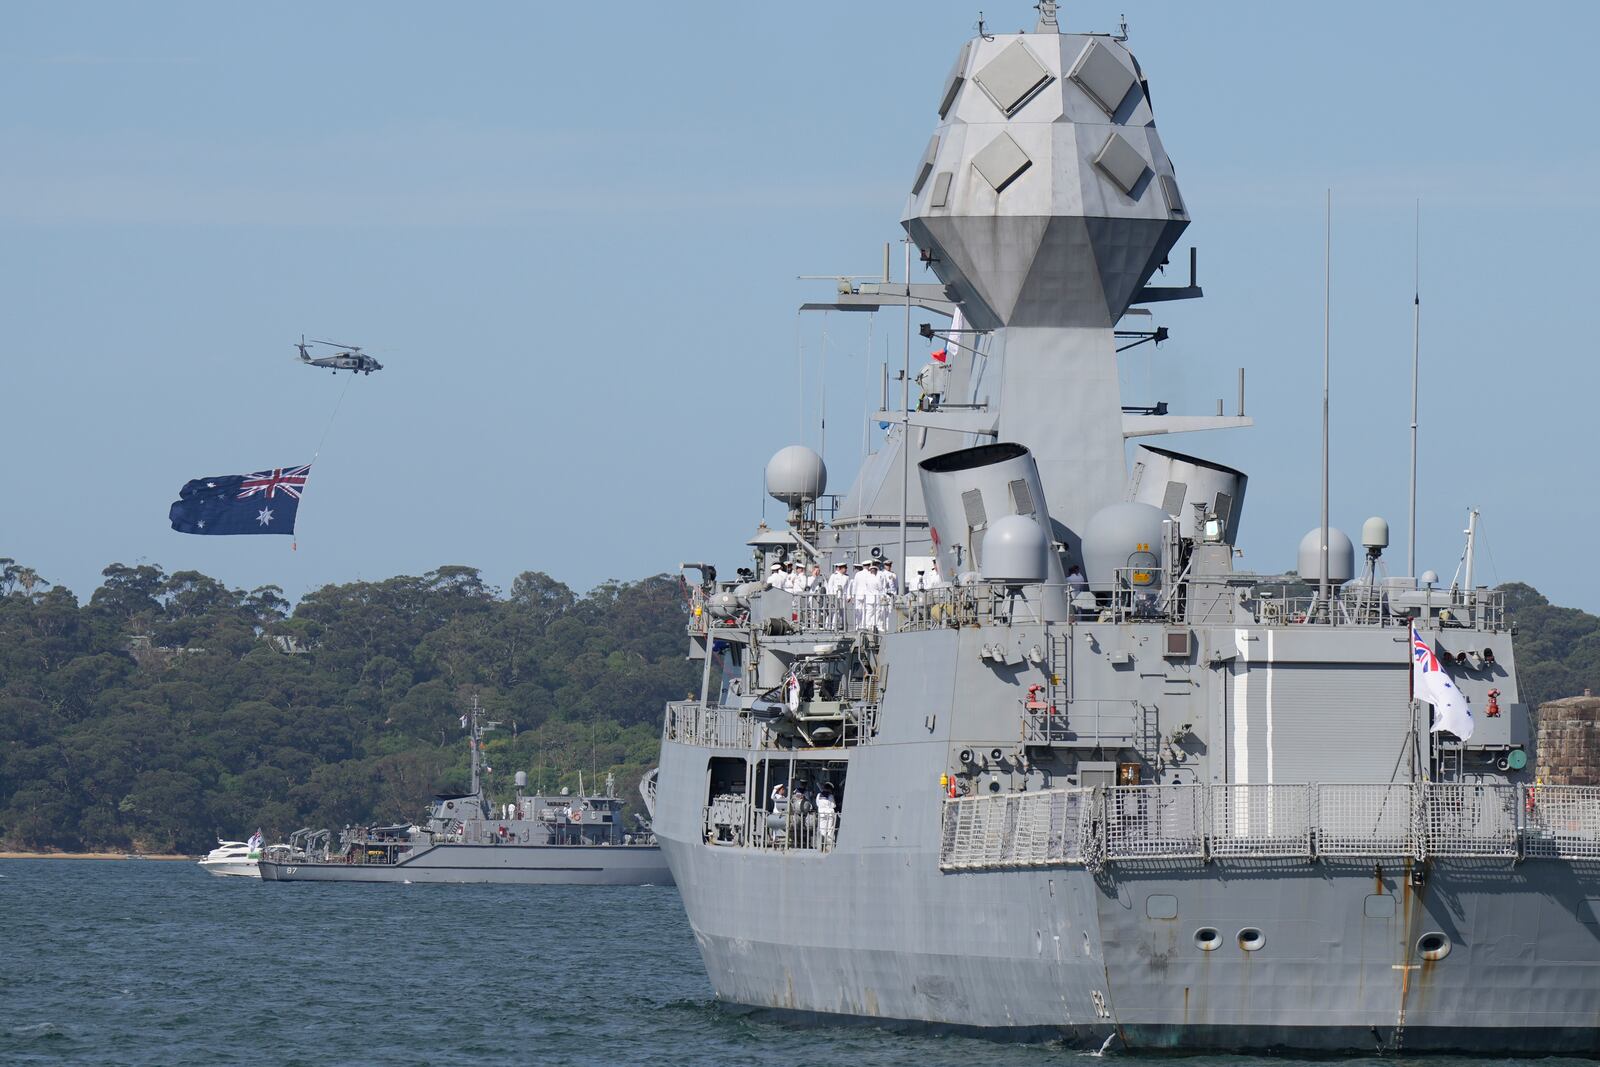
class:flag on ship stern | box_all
[1412,624,1474,741]
[168,464,310,536]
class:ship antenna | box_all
[1319,190,1332,618]
[1035,1,1059,32]
[976,11,993,41]
[899,237,912,577]
[1407,199,1421,577]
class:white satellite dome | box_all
[1298,527,1355,584]
[980,515,1049,584]
[765,445,827,505]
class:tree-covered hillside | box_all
[0,561,694,853]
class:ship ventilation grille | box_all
[1160,480,1187,518]
[1008,479,1036,516]
[961,489,988,529]
[1213,491,1234,528]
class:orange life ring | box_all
[571,808,583,822]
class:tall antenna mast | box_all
[1408,199,1421,578]
[899,237,912,573]
[1319,190,1332,615]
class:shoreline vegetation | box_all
[0,561,694,855]
[0,851,191,861]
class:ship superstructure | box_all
[652,4,1599,1053]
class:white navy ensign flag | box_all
[1413,624,1473,741]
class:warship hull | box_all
[658,734,1600,1054]
[259,843,672,885]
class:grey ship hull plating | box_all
[657,652,1600,1054]
[259,842,671,885]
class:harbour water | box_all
[0,858,1558,1066]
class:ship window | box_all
[1146,894,1178,920]
[1067,39,1137,117]
[1093,131,1151,198]
[971,132,1031,194]
[973,39,1052,117]
[937,41,970,118]
[1161,174,1187,218]
[912,134,940,195]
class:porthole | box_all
[1237,927,1264,952]
[1194,926,1222,951]
[1417,932,1451,961]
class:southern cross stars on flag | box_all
[1412,624,1474,741]
[168,464,312,536]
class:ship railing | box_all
[895,583,1059,632]
[939,788,1094,870]
[1250,585,1508,631]
[744,799,841,854]
[1422,782,1521,858]
[663,700,758,748]
[1103,784,1208,860]
[1314,783,1421,857]
[665,698,880,751]
[1209,784,1314,858]
[1523,784,1600,859]
[938,782,1600,869]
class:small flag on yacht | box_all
[460,714,469,729]
[247,830,262,856]
[1412,625,1473,741]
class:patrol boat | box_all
[652,4,1597,1052]
[260,699,671,885]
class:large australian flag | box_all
[169,464,310,536]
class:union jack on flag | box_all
[236,465,311,500]
[1411,624,1474,741]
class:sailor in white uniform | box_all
[878,561,900,630]
[846,562,871,630]
[824,562,849,628]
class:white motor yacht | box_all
[198,834,262,878]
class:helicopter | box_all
[294,336,384,375]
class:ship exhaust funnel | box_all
[919,443,1067,620]
[1126,445,1247,544]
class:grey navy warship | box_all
[651,3,1598,1053]
[261,699,671,885]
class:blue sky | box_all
[4,2,1597,610]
